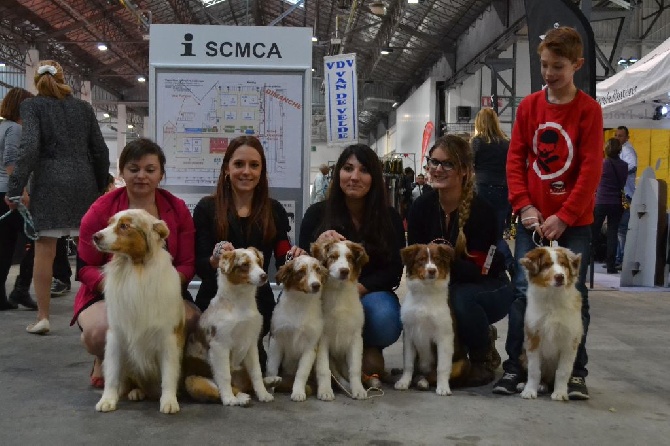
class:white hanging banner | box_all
[324,53,358,145]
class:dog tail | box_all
[184,376,220,402]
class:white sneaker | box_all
[26,319,50,335]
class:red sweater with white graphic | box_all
[507,89,603,227]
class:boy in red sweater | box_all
[493,26,603,399]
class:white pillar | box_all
[80,80,92,104]
[25,47,39,95]
[117,103,127,154]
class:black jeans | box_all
[593,203,623,269]
[0,192,23,294]
[450,276,514,352]
[502,224,591,378]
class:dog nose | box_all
[92,232,102,244]
[310,282,321,292]
[339,268,350,279]
[259,272,268,283]
[554,273,564,285]
[426,267,437,278]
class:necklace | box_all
[434,202,454,246]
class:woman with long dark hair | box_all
[299,144,405,386]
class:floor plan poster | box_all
[156,71,304,188]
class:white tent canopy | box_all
[596,35,670,125]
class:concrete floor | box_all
[1,261,669,446]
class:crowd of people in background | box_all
[0,25,645,401]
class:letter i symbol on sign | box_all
[181,33,196,56]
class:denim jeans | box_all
[616,208,630,265]
[593,204,623,269]
[450,277,514,352]
[361,290,402,349]
[502,223,591,378]
[476,184,514,269]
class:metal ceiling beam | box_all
[45,6,124,39]
[358,0,406,80]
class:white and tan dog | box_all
[311,240,369,401]
[265,255,328,402]
[183,248,277,406]
[395,244,456,396]
[519,246,583,401]
[92,209,185,414]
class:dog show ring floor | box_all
[1,263,669,445]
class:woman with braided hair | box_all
[407,134,514,386]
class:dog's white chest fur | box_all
[321,280,364,354]
[401,280,454,349]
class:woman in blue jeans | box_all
[407,135,514,386]
[299,144,404,386]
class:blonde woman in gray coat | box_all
[6,60,109,334]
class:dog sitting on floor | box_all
[394,243,471,394]
[518,246,583,401]
[310,240,369,400]
[92,209,185,414]
[265,255,328,402]
[183,248,278,406]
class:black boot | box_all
[8,276,37,310]
[0,289,18,311]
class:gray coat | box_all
[7,95,110,232]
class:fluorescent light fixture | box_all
[137,76,146,83]
[380,48,391,55]
[312,36,318,42]
[0,62,5,67]
[97,42,108,51]
[311,68,315,72]
[629,57,638,64]
[408,0,419,3]
[127,124,134,129]
[103,113,110,118]
[392,102,399,108]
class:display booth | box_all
[148,24,312,246]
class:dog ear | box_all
[152,221,170,240]
[348,242,369,268]
[275,261,292,285]
[319,264,329,283]
[435,244,453,263]
[568,251,582,276]
[249,246,264,266]
[400,245,420,266]
[310,242,323,260]
[520,249,541,275]
[219,250,236,273]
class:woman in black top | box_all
[471,108,514,272]
[193,136,304,336]
[299,144,405,384]
[408,134,514,386]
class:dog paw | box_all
[435,385,452,396]
[551,391,569,401]
[416,377,430,391]
[159,395,180,414]
[291,391,307,402]
[256,390,274,403]
[520,388,537,399]
[236,392,252,407]
[317,388,335,401]
[263,376,282,388]
[394,378,411,390]
[351,384,368,400]
[96,397,118,412]
[221,395,239,406]
[127,388,146,401]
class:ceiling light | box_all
[369,2,386,15]
[380,48,392,55]
[137,76,146,83]
[312,36,318,42]
[392,102,399,108]
[97,42,108,51]
[127,124,134,129]
[0,62,5,67]
[408,0,419,3]
[311,68,315,72]
[103,113,110,118]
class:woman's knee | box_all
[81,323,107,357]
[361,291,402,348]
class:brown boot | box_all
[487,325,501,372]
[362,347,386,387]
[465,348,495,387]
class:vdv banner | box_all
[324,53,358,145]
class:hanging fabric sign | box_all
[324,53,358,145]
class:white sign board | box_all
[323,53,358,145]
